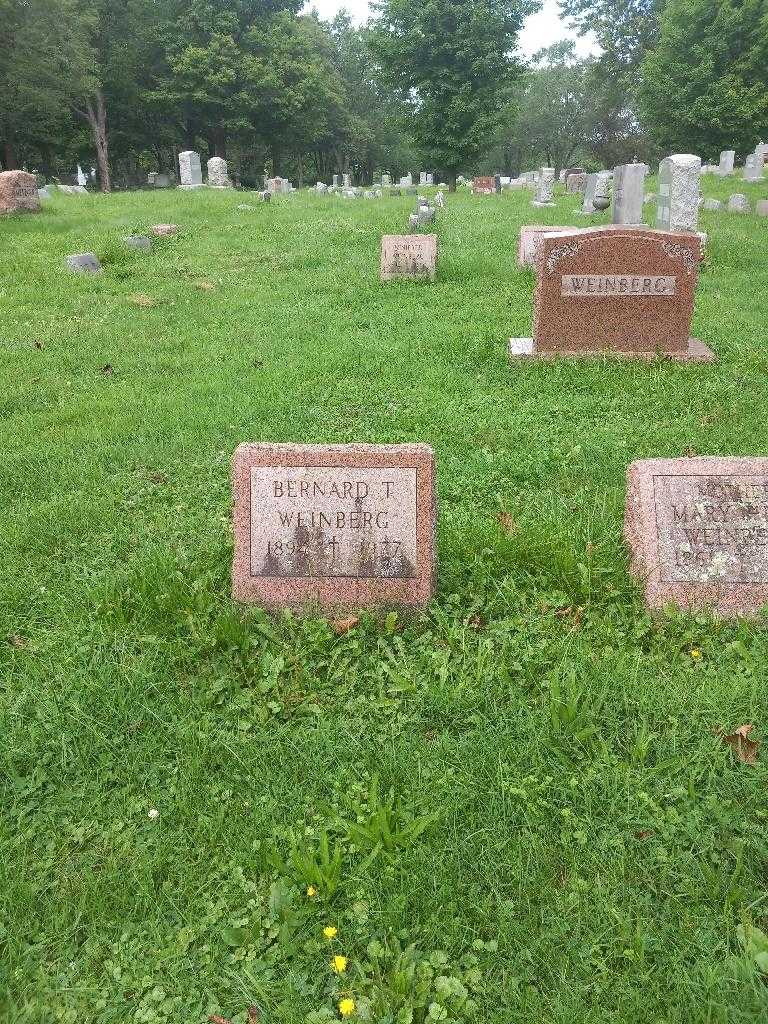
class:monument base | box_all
[532,201,555,208]
[508,337,716,363]
[178,183,206,190]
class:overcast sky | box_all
[301,0,597,59]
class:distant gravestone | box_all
[231,443,436,613]
[124,235,152,249]
[153,173,170,188]
[332,174,341,187]
[400,174,413,187]
[0,170,41,213]
[533,168,555,207]
[509,226,714,362]
[472,176,495,194]
[66,253,102,273]
[756,200,768,217]
[178,150,203,188]
[702,198,722,211]
[744,154,764,181]
[380,234,437,281]
[626,457,768,617]
[207,156,232,188]
[381,174,391,187]
[566,172,587,195]
[656,154,701,232]
[343,173,352,188]
[581,171,612,215]
[728,194,751,213]
[612,164,648,225]
[718,150,735,175]
[518,225,578,267]
[151,223,178,236]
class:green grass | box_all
[2,176,768,1024]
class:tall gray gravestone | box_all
[718,150,735,175]
[656,154,701,232]
[178,151,203,188]
[533,167,555,207]
[581,171,612,215]
[744,154,764,182]
[612,163,648,225]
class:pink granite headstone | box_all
[380,235,437,282]
[626,457,768,617]
[509,226,715,361]
[0,170,40,213]
[232,443,436,613]
[472,176,496,195]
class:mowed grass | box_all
[2,175,768,1024]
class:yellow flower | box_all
[323,926,338,939]
[690,649,702,659]
[332,955,348,974]
[306,886,317,897]
[338,997,356,1018]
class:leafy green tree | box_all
[370,0,539,190]
[640,0,768,158]
[0,0,94,171]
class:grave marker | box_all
[0,170,41,213]
[626,457,768,617]
[472,176,496,195]
[612,164,647,225]
[66,253,102,273]
[533,167,555,207]
[380,234,437,281]
[656,154,701,232]
[518,225,578,267]
[207,157,232,188]
[178,150,203,188]
[718,150,735,175]
[232,443,436,613]
[509,226,714,362]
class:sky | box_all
[301,0,597,59]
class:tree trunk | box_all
[447,170,457,193]
[82,91,111,192]
[3,137,16,170]
[297,153,304,188]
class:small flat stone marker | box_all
[509,225,714,362]
[66,253,102,273]
[626,457,768,617]
[232,443,436,613]
[727,194,750,213]
[124,235,151,249]
[756,200,768,217]
[380,234,437,281]
[151,224,178,236]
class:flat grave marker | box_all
[626,457,768,617]
[380,234,437,281]
[232,443,436,613]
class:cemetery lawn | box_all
[3,178,768,1024]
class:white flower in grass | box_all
[148,808,160,820]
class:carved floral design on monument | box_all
[509,226,715,362]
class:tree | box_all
[0,0,94,170]
[370,0,539,190]
[640,0,768,159]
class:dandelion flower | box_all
[338,997,356,1018]
[323,926,338,939]
[690,649,702,659]
[148,808,160,820]
[332,955,348,974]
[306,886,317,897]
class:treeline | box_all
[1,0,766,190]
[0,0,419,189]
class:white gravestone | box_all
[656,154,701,232]
[718,150,735,175]
[612,163,648,225]
[178,151,203,188]
[207,156,232,188]
[533,167,555,207]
